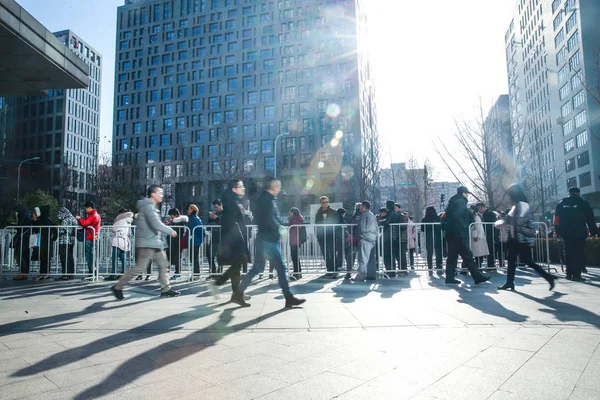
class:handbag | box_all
[76,229,85,242]
[298,225,308,244]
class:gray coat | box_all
[135,198,175,249]
[358,209,378,243]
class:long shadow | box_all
[515,291,600,329]
[330,279,372,303]
[0,284,105,300]
[0,299,151,335]
[72,307,286,400]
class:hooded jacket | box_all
[255,190,281,242]
[445,193,474,239]
[57,207,78,245]
[134,198,175,249]
[112,212,134,251]
[77,208,101,241]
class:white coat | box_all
[470,214,489,257]
[112,212,133,252]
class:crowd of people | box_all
[4,179,598,304]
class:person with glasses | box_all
[314,196,344,278]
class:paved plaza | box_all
[0,268,599,400]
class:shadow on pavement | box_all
[515,291,600,329]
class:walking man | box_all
[110,185,180,300]
[232,178,305,308]
[554,187,598,281]
[353,201,378,281]
[444,186,491,285]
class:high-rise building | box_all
[505,0,600,216]
[112,0,377,215]
[1,30,102,208]
[484,95,513,211]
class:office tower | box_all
[113,0,378,214]
[505,0,600,215]
[2,30,102,209]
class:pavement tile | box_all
[465,346,533,375]
[255,371,365,400]
[191,354,287,385]
[96,374,212,400]
[419,365,508,400]
[494,331,552,352]
[0,376,58,400]
[569,388,600,400]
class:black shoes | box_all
[445,279,461,284]
[110,285,124,300]
[474,276,491,284]
[571,276,587,282]
[548,276,556,291]
[285,295,306,308]
[160,289,180,298]
[231,292,251,301]
[497,283,515,291]
[344,273,352,280]
[231,292,251,307]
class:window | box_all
[576,130,588,148]
[573,90,585,109]
[577,151,590,168]
[248,141,258,154]
[147,151,156,163]
[566,12,578,33]
[243,124,254,137]
[260,89,272,103]
[561,102,573,118]
[553,12,563,31]
[244,159,255,172]
[567,176,577,188]
[563,119,574,136]
[160,134,170,146]
[225,65,235,76]
[209,145,218,157]
[574,110,587,128]
[554,28,565,48]
[228,126,238,138]
[571,70,583,89]
[225,110,236,123]
[247,91,258,104]
[264,156,274,171]
[242,62,254,72]
[243,76,253,88]
[209,96,219,109]
[243,108,254,121]
[564,138,575,154]
[556,47,567,65]
[195,130,205,142]
[264,105,274,119]
[212,112,222,124]
[163,118,173,130]
[225,95,235,107]
[579,172,591,187]
[565,157,576,172]
[228,78,238,90]
[133,122,141,135]
[552,0,561,14]
[177,116,185,128]
[569,50,581,70]
[567,31,579,52]
[558,65,568,83]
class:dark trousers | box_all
[216,263,242,286]
[290,245,301,274]
[59,243,75,274]
[446,235,486,282]
[486,237,495,268]
[206,243,220,274]
[112,247,126,274]
[193,246,201,274]
[345,242,357,272]
[85,240,94,274]
[39,237,53,275]
[16,240,30,274]
[506,241,552,284]
[563,237,586,279]
[409,248,415,266]
[318,239,342,273]
[167,245,181,274]
[426,240,442,269]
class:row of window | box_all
[565,150,590,173]
[566,171,591,190]
[564,129,588,154]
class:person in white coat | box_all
[470,206,489,269]
[407,217,417,268]
[106,208,134,281]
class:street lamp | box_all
[273,132,290,179]
[17,157,40,203]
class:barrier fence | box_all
[1,221,555,280]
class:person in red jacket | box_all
[76,201,101,278]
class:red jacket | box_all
[78,209,101,241]
[288,215,304,246]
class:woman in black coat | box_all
[214,180,251,297]
[421,206,443,270]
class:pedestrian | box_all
[166,208,188,280]
[344,203,361,279]
[106,208,133,281]
[288,207,305,280]
[497,184,557,291]
[12,205,33,280]
[32,205,57,280]
[110,185,180,300]
[205,199,223,278]
[394,204,410,270]
[337,207,353,278]
[213,180,251,298]
[477,202,498,269]
[470,205,489,270]
[353,201,378,281]
[232,178,305,308]
[187,204,203,280]
[56,207,77,280]
[554,187,598,281]
[314,196,344,278]
[407,216,417,268]
[421,206,443,270]
[381,200,401,276]
[444,186,491,285]
[76,201,101,279]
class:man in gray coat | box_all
[111,185,180,300]
[353,201,378,281]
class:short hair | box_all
[361,201,371,210]
[188,204,198,213]
[212,199,222,206]
[84,201,95,209]
[168,208,180,217]
[117,208,129,215]
[228,180,242,190]
[475,202,486,208]
[337,207,346,215]
[394,203,401,209]
[320,196,329,202]
[146,184,162,198]
[264,177,280,190]
[379,207,387,213]
[289,207,300,216]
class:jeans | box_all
[111,247,126,274]
[356,239,376,280]
[59,243,75,274]
[445,235,486,282]
[116,248,171,293]
[238,237,291,297]
[85,240,95,274]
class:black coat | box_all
[445,194,474,239]
[255,191,280,242]
[314,207,344,243]
[421,215,442,248]
[11,205,33,249]
[218,190,250,265]
[481,209,497,243]
[555,195,598,240]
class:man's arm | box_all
[584,201,598,236]
[144,205,176,236]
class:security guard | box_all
[554,187,598,281]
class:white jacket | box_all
[112,212,133,251]
[470,214,489,257]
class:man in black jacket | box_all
[444,187,490,284]
[382,200,401,276]
[554,187,598,281]
[477,202,498,269]
[233,178,305,308]
[314,196,344,278]
[205,199,223,277]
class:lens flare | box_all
[331,138,339,147]
[305,179,314,190]
[326,103,341,118]
[317,161,325,169]
[335,130,344,139]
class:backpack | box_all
[298,225,307,244]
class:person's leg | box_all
[39,240,49,275]
[154,249,172,293]
[366,242,377,279]
[264,241,292,297]
[445,236,459,280]
[59,244,67,275]
[399,242,407,271]
[356,240,373,279]
[111,247,118,274]
[238,239,265,293]
[435,241,443,269]
[487,238,495,268]
[570,240,586,279]
[118,248,126,274]
[383,241,392,272]
[518,244,552,281]
[67,244,75,275]
[85,241,93,274]
[501,241,518,287]
[426,242,433,269]
[206,243,215,274]
[115,248,151,290]
[409,248,415,267]
[457,238,486,282]
[564,238,575,279]
[290,245,299,274]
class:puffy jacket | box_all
[77,209,101,241]
[288,215,305,246]
[111,212,133,251]
[134,198,175,249]
[187,212,203,247]
[358,209,378,243]
[507,201,536,246]
[57,207,78,245]
[407,219,417,249]
[444,194,474,238]
[554,195,598,240]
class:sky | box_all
[17,0,516,179]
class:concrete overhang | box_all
[0,0,89,96]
